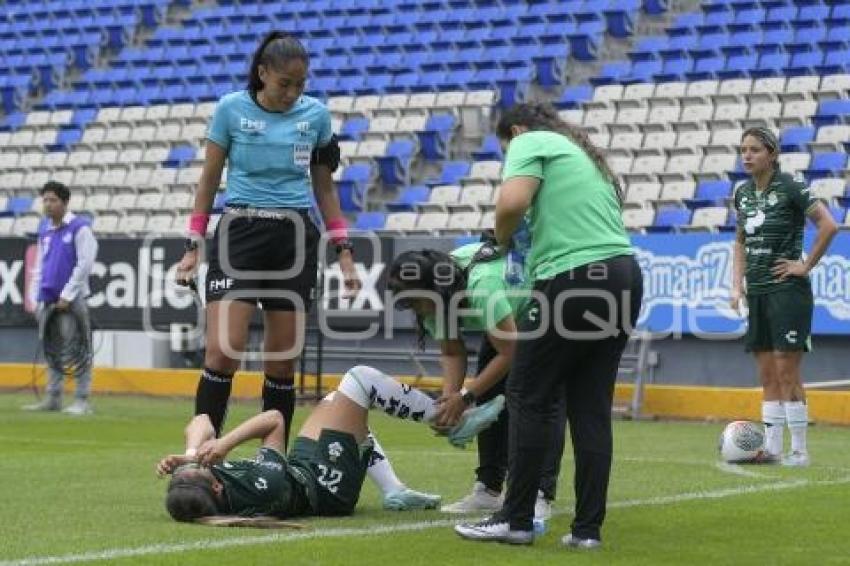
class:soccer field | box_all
[1,393,848,566]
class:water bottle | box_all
[533,517,547,536]
[504,219,531,286]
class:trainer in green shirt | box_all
[423,242,530,339]
[500,130,633,281]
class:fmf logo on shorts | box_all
[208,277,233,292]
[240,117,266,133]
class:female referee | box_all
[176,32,360,446]
[386,245,566,520]
[455,103,643,548]
[731,127,838,467]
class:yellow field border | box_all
[2,363,849,425]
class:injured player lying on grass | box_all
[156,365,505,523]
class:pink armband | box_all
[325,217,349,244]
[188,213,210,237]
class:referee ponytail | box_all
[248,32,309,95]
[497,103,624,206]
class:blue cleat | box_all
[383,487,442,511]
[448,395,505,448]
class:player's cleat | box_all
[22,397,61,412]
[454,517,533,545]
[62,399,93,416]
[383,487,442,511]
[447,395,506,448]
[782,450,810,467]
[441,481,503,513]
[562,533,602,550]
[534,490,553,521]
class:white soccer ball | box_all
[718,420,767,463]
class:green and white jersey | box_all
[501,130,633,281]
[422,243,530,340]
[211,447,311,517]
[734,171,817,295]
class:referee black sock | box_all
[195,367,234,437]
[263,374,296,449]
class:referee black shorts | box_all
[205,208,320,311]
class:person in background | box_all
[24,181,98,415]
[731,127,838,467]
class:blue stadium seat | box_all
[780,127,815,152]
[647,206,692,233]
[353,211,387,232]
[386,185,429,212]
[555,84,592,109]
[376,139,416,186]
[687,180,733,209]
[337,163,372,212]
[164,145,196,169]
[813,100,850,128]
[340,117,370,141]
[6,197,33,214]
[804,152,848,181]
[471,135,503,161]
[417,114,456,160]
[425,160,470,187]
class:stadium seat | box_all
[353,211,386,232]
[385,185,430,212]
[648,206,692,233]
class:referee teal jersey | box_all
[207,91,333,209]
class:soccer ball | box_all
[718,420,767,463]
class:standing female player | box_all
[386,244,566,520]
[455,103,643,549]
[731,127,838,467]
[175,32,360,446]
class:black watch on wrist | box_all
[184,238,199,252]
[335,239,355,255]
[460,387,476,406]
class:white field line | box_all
[713,462,775,479]
[2,476,848,566]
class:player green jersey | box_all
[422,243,530,339]
[501,130,633,281]
[734,171,817,295]
[211,447,312,517]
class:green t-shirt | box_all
[734,171,817,295]
[211,447,311,518]
[423,243,530,340]
[502,130,633,281]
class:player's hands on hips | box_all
[772,258,808,281]
[434,392,466,428]
[156,454,192,477]
[176,249,199,288]
[729,287,745,314]
[196,439,227,466]
[338,250,362,297]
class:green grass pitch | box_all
[0,392,848,566]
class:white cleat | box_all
[383,487,441,511]
[62,400,93,416]
[454,517,533,545]
[441,481,503,514]
[562,533,602,550]
[782,450,810,467]
[22,397,61,412]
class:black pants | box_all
[501,254,643,537]
[475,334,566,500]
